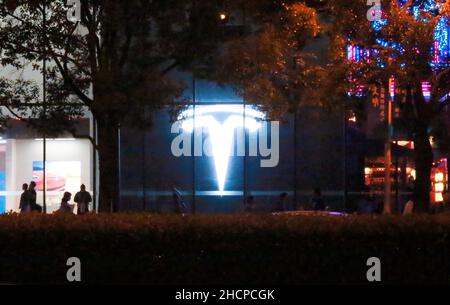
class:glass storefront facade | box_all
[0,114,95,214]
[0,73,364,214]
[118,73,364,213]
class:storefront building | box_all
[1,72,364,214]
[118,73,365,213]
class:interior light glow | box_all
[34,138,76,141]
[435,182,444,192]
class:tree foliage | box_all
[324,0,450,212]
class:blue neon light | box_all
[368,0,450,67]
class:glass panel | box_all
[1,138,43,214]
[295,107,345,211]
[0,107,94,214]
[120,126,146,211]
[246,112,295,212]
[43,138,92,214]
[142,110,194,213]
[0,139,7,213]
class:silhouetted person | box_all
[275,192,288,212]
[57,192,73,214]
[244,196,256,213]
[402,184,415,215]
[311,188,325,211]
[19,183,30,213]
[28,181,41,213]
[358,186,378,214]
[74,184,92,215]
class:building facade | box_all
[118,73,364,213]
[1,73,364,214]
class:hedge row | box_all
[0,213,449,284]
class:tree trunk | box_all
[97,120,120,213]
[413,122,433,213]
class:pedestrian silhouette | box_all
[57,192,74,214]
[275,192,288,212]
[19,183,30,214]
[311,188,325,211]
[244,196,256,213]
[74,184,92,215]
[28,181,42,213]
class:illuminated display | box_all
[177,105,269,195]
[389,76,395,99]
[422,81,431,100]
[431,159,447,203]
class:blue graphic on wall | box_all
[0,171,5,214]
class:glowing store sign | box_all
[171,105,280,194]
[422,81,431,101]
[389,76,395,99]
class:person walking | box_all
[244,196,256,213]
[275,192,288,212]
[311,188,325,211]
[19,183,30,214]
[28,181,42,213]
[357,186,379,214]
[74,184,92,215]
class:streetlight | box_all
[219,12,229,24]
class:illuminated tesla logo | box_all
[171,105,279,194]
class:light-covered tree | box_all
[324,0,450,212]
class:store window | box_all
[0,117,94,214]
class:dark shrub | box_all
[0,213,449,284]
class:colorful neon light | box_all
[422,81,431,101]
[389,76,395,99]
